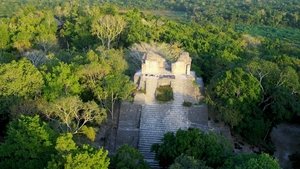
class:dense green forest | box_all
[0,0,299,168]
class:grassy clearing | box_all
[141,10,188,22]
[236,24,300,47]
[120,9,188,22]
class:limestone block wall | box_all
[172,61,190,75]
[157,58,165,69]
[142,60,159,74]
[171,52,192,75]
[157,78,172,87]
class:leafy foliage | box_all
[95,73,135,119]
[0,19,10,50]
[223,153,280,169]
[101,0,300,28]
[8,7,57,52]
[111,145,150,169]
[47,133,110,169]
[81,126,97,142]
[42,62,82,101]
[121,9,153,46]
[0,59,44,98]
[169,155,212,169]
[0,1,299,167]
[151,128,232,168]
[207,68,262,127]
[0,59,43,123]
[39,96,106,135]
[58,4,97,50]
[0,115,56,169]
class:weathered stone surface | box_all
[171,53,191,75]
[140,51,192,77]
[141,51,166,75]
[116,102,141,149]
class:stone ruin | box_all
[116,49,232,168]
[139,51,191,75]
[133,51,197,103]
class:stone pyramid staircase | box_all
[139,103,166,168]
[138,76,192,168]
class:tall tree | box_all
[245,59,300,122]
[92,15,126,49]
[94,73,135,119]
[42,62,81,101]
[121,9,153,46]
[206,68,262,127]
[99,48,128,73]
[77,61,111,92]
[47,133,110,169]
[0,58,44,97]
[111,145,150,169]
[151,128,232,168]
[39,96,106,135]
[0,115,56,169]
[58,2,96,50]
[10,7,57,52]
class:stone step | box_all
[141,153,156,159]
[142,112,173,115]
[141,153,156,160]
[139,136,163,139]
[139,147,159,153]
[139,130,165,134]
[139,98,191,168]
[139,147,155,153]
[139,141,162,145]
[139,147,156,152]
[139,139,161,144]
[139,133,162,137]
[139,138,163,142]
[139,142,161,147]
[145,159,160,169]
[139,144,158,149]
[141,111,186,115]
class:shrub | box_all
[169,155,212,169]
[155,85,173,102]
[223,153,280,169]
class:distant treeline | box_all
[1,0,300,28]
[104,0,300,28]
